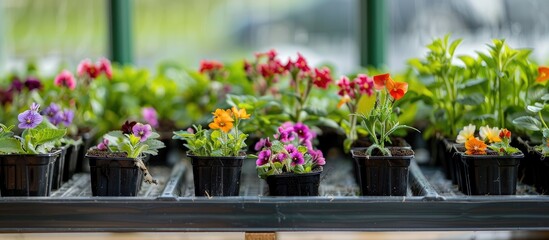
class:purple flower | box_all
[285,144,297,154]
[186,127,195,134]
[254,138,272,151]
[60,109,74,126]
[9,78,24,93]
[310,149,326,166]
[256,149,271,166]
[132,123,152,142]
[43,103,61,119]
[30,102,40,111]
[142,107,159,128]
[293,122,313,141]
[0,88,13,105]
[276,126,295,143]
[24,77,42,91]
[50,112,63,126]
[97,138,109,151]
[273,153,287,163]
[290,151,304,166]
[18,107,43,129]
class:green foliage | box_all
[226,94,286,138]
[102,130,165,159]
[0,121,66,154]
[513,94,549,156]
[173,124,248,157]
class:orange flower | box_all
[499,128,511,139]
[209,114,234,133]
[337,95,351,109]
[231,106,250,120]
[385,77,408,101]
[212,109,232,119]
[465,137,487,155]
[536,66,549,83]
[373,73,390,90]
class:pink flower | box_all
[309,149,326,166]
[77,59,100,79]
[141,107,159,128]
[97,138,109,151]
[54,70,76,90]
[132,123,152,142]
[290,151,305,166]
[255,49,277,60]
[295,53,310,72]
[337,76,355,98]
[256,149,271,166]
[98,58,113,79]
[284,58,294,72]
[313,67,332,89]
[355,74,374,96]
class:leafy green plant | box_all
[513,93,549,155]
[226,94,287,138]
[173,107,251,157]
[0,103,66,154]
[93,121,165,184]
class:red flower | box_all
[386,77,408,101]
[499,128,511,139]
[355,74,374,96]
[98,58,113,79]
[337,76,355,98]
[54,70,76,90]
[77,59,100,79]
[259,63,275,78]
[536,66,549,83]
[313,67,332,89]
[255,49,277,60]
[373,73,390,90]
[243,60,252,74]
[295,53,310,72]
[284,58,294,72]
[0,88,13,105]
[271,59,286,74]
[199,60,223,74]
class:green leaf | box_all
[356,94,376,116]
[512,116,542,131]
[542,94,549,101]
[456,93,485,106]
[271,141,285,153]
[297,146,308,154]
[30,128,67,146]
[449,38,462,56]
[0,138,24,154]
[527,105,543,113]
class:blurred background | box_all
[2,0,549,76]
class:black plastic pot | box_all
[50,147,68,190]
[266,171,321,196]
[0,150,60,196]
[455,147,522,195]
[518,140,549,194]
[149,132,178,166]
[189,154,245,197]
[62,141,81,182]
[76,130,97,173]
[351,148,413,196]
[87,155,142,196]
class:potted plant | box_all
[255,122,326,196]
[173,107,252,197]
[347,73,418,196]
[41,102,80,189]
[85,121,165,196]
[0,103,66,196]
[513,88,549,193]
[454,125,522,195]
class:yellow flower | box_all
[231,106,251,120]
[465,137,487,155]
[456,124,476,144]
[337,95,351,109]
[209,114,234,133]
[479,125,502,143]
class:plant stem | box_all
[539,111,549,129]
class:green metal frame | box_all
[359,0,387,68]
[107,0,133,65]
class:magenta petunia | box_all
[293,122,313,141]
[285,144,297,154]
[132,123,152,142]
[54,70,76,90]
[273,153,287,163]
[141,107,159,128]
[256,149,271,166]
[290,151,305,166]
[310,149,326,166]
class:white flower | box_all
[456,124,476,144]
[479,125,502,143]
